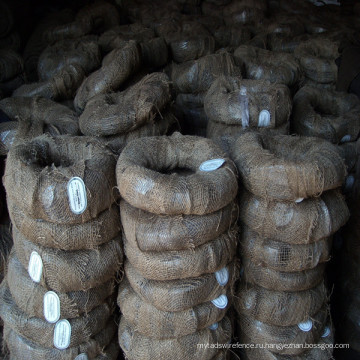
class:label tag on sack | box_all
[43,291,61,324]
[199,159,225,172]
[321,326,330,338]
[297,319,313,332]
[211,295,228,309]
[215,267,229,286]
[209,323,219,330]
[67,177,87,215]
[28,251,43,283]
[258,110,271,127]
[54,319,71,350]
[75,354,89,360]
[340,134,351,143]
[295,198,304,203]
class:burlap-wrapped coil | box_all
[210,24,252,48]
[99,23,155,53]
[292,86,360,144]
[96,110,177,154]
[4,135,117,224]
[206,120,289,154]
[223,1,266,26]
[13,228,123,293]
[241,325,334,360]
[169,52,241,94]
[121,199,237,251]
[44,1,119,43]
[233,45,301,87]
[38,36,101,82]
[125,260,236,312]
[238,307,328,356]
[239,190,349,244]
[7,251,115,319]
[294,38,339,84]
[116,133,238,215]
[235,281,327,326]
[266,17,305,38]
[3,320,118,360]
[268,33,310,54]
[79,72,171,136]
[0,97,79,139]
[242,258,325,292]
[0,49,23,82]
[118,277,229,339]
[74,41,141,112]
[337,141,358,174]
[0,120,17,155]
[241,225,332,272]
[8,201,120,250]
[0,281,113,349]
[119,316,232,360]
[204,76,292,128]
[13,64,86,101]
[123,225,238,280]
[231,132,346,201]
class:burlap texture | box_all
[337,141,358,174]
[204,76,292,128]
[242,258,325,292]
[237,307,328,356]
[79,72,171,136]
[5,135,117,224]
[13,64,86,101]
[7,251,115,319]
[74,41,141,112]
[0,224,12,281]
[241,225,332,272]
[210,24,252,48]
[96,110,178,154]
[125,260,236,312]
[3,320,117,360]
[266,17,305,38]
[0,121,17,155]
[121,199,237,251]
[268,34,311,54]
[169,52,241,94]
[231,132,347,201]
[139,37,169,68]
[0,97,79,139]
[38,36,100,81]
[118,277,229,339]
[13,228,123,293]
[233,45,301,87]
[119,316,232,360]
[0,281,113,349]
[123,225,238,280]
[240,190,349,244]
[116,133,238,215]
[235,281,327,326]
[223,2,266,26]
[99,23,155,53]
[207,120,289,154]
[0,49,23,82]
[8,201,120,250]
[292,86,360,144]
[0,1,13,38]
[294,38,339,84]
[241,327,334,360]
[44,1,120,43]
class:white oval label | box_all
[28,251,43,283]
[54,320,71,350]
[295,198,304,203]
[43,291,60,324]
[258,109,271,127]
[199,159,225,172]
[209,323,219,330]
[298,319,313,332]
[75,354,89,360]
[340,134,351,143]
[211,294,228,309]
[215,267,229,286]
[321,326,331,338]
[67,177,87,215]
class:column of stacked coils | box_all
[0,135,123,359]
[231,132,349,359]
[116,133,239,360]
